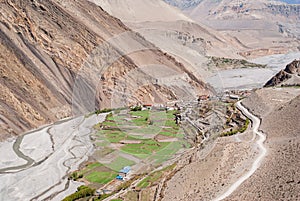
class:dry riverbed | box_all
[0,114,107,201]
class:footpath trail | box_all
[213,101,267,201]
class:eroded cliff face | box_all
[264,59,300,87]
[0,0,209,140]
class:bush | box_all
[130,106,142,111]
[221,118,250,137]
[62,186,95,201]
[69,172,83,181]
[95,108,112,115]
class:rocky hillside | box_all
[265,59,300,87]
[0,0,209,140]
[168,0,300,58]
[227,89,300,200]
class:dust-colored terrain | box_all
[0,0,209,140]
[92,0,254,82]
[160,87,300,201]
[169,0,300,58]
[225,88,300,200]
[1,0,300,200]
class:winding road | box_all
[214,101,267,201]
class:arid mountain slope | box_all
[0,0,208,140]
[167,0,300,58]
[90,0,191,22]
[226,89,300,200]
[92,0,248,82]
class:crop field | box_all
[106,156,136,171]
[86,171,118,184]
[83,108,190,187]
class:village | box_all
[64,89,252,201]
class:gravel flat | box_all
[0,114,106,201]
[207,52,300,90]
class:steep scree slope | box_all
[0,0,208,140]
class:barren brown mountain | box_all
[167,0,300,58]
[0,0,209,140]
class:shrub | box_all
[130,106,142,111]
[221,118,250,137]
[62,186,95,201]
[69,172,83,181]
[95,108,112,115]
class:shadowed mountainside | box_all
[265,59,300,87]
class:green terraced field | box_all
[86,171,118,184]
[105,156,136,171]
[87,108,190,186]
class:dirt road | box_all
[213,101,267,201]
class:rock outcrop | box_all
[285,59,300,74]
[264,59,300,87]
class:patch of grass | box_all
[121,141,170,159]
[130,126,161,135]
[85,171,117,184]
[129,110,150,126]
[144,139,159,145]
[151,141,183,164]
[138,181,150,188]
[96,147,114,158]
[105,156,135,171]
[106,131,126,143]
[106,114,115,121]
[129,110,149,119]
[121,144,152,158]
[78,162,103,175]
[165,119,178,129]
[159,131,175,137]
[95,140,110,147]
[131,117,149,126]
